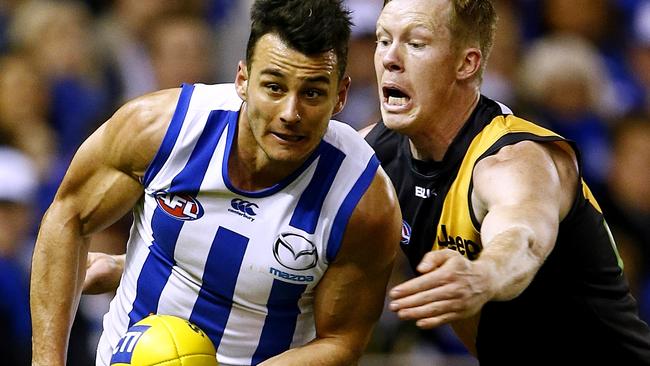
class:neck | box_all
[409,88,480,161]
[228,105,301,191]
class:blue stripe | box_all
[251,280,307,365]
[127,210,182,326]
[129,108,231,326]
[168,110,232,194]
[143,83,195,186]
[326,155,380,262]
[189,227,248,350]
[289,142,345,233]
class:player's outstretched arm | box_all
[260,167,402,365]
[388,140,577,332]
[30,89,179,366]
[470,141,577,301]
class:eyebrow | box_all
[376,17,436,35]
[260,68,331,85]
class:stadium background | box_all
[1,0,649,364]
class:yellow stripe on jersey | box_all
[433,114,562,260]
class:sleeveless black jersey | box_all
[366,95,650,365]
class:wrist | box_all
[473,256,500,301]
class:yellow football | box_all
[110,314,218,366]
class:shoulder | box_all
[475,140,577,179]
[337,166,402,265]
[186,83,242,111]
[102,88,182,177]
[324,120,376,161]
[473,140,578,219]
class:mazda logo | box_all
[273,233,318,271]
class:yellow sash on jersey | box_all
[433,115,563,260]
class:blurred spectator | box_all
[96,0,186,102]
[518,34,613,187]
[335,0,381,129]
[146,14,218,89]
[627,0,650,114]
[480,0,522,106]
[539,0,637,117]
[9,0,112,159]
[606,116,650,241]
[0,53,56,180]
[0,1,646,364]
[541,0,617,45]
[0,146,37,366]
[0,0,26,52]
[212,0,254,82]
[598,114,650,299]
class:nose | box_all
[279,94,301,125]
[381,43,403,72]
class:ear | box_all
[456,47,482,81]
[333,75,351,115]
[235,61,249,101]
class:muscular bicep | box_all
[50,88,180,236]
[472,140,578,257]
[52,131,142,236]
[313,168,401,350]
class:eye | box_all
[376,36,391,47]
[265,83,283,94]
[304,89,325,99]
[408,42,425,49]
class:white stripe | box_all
[495,100,513,115]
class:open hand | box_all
[388,249,494,329]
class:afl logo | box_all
[155,191,204,221]
[401,220,411,245]
[273,233,318,271]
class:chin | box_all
[267,147,311,165]
[381,112,415,132]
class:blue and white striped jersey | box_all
[96,83,379,366]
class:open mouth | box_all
[383,86,411,106]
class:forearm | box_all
[30,207,89,366]
[478,225,546,301]
[259,337,362,366]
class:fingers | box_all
[415,312,460,329]
[389,282,454,310]
[416,249,457,274]
[389,271,446,301]
[388,250,485,329]
[86,251,101,267]
[82,252,121,295]
[389,250,461,300]
[393,298,462,329]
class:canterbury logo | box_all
[230,198,259,216]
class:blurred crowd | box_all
[0,0,648,365]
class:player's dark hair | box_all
[246,0,352,80]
